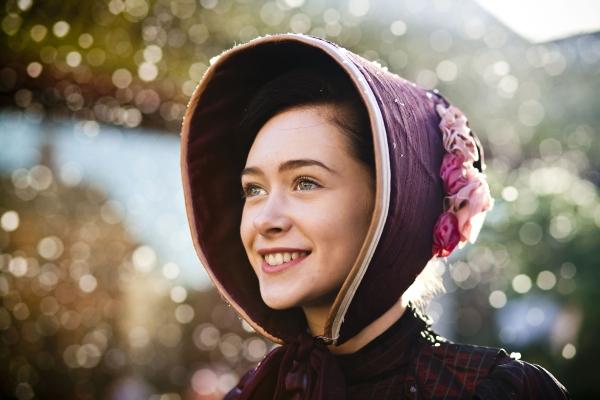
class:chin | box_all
[261,294,298,310]
[259,282,307,310]
[260,286,336,311]
[258,276,305,310]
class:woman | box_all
[180,34,569,399]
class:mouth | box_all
[259,250,311,273]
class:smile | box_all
[260,251,310,273]
[263,251,309,266]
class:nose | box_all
[253,192,292,237]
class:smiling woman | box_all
[239,104,375,334]
[236,64,379,338]
[180,34,569,399]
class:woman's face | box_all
[240,104,375,310]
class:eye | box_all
[241,184,267,199]
[294,176,320,191]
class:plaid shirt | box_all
[227,307,570,399]
[335,307,570,399]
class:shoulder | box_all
[473,353,570,399]
[413,339,569,399]
[414,339,504,398]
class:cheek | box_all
[329,192,373,231]
[320,191,373,260]
[239,207,254,251]
[348,186,375,231]
[240,209,262,278]
[308,204,360,257]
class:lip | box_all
[257,248,311,274]
[257,247,310,256]
[261,253,309,273]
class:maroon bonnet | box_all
[180,33,489,345]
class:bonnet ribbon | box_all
[225,331,347,400]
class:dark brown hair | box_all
[237,64,375,179]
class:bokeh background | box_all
[1,0,599,398]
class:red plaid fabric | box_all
[227,306,570,399]
[335,307,570,399]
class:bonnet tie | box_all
[225,331,347,400]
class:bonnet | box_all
[180,33,493,397]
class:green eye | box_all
[295,177,320,191]
[242,185,266,198]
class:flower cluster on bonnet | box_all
[432,104,494,257]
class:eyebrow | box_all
[241,159,337,178]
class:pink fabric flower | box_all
[432,103,494,257]
[440,153,468,195]
[436,104,479,163]
[432,212,460,257]
[443,169,494,244]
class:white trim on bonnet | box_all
[306,40,391,342]
[182,33,391,344]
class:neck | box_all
[302,294,409,355]
[303,302,331,337]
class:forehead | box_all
[245,105,351,165]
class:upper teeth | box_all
[264,252,308,266]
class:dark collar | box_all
[334,305,429,383]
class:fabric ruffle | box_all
[432,103,494,257]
